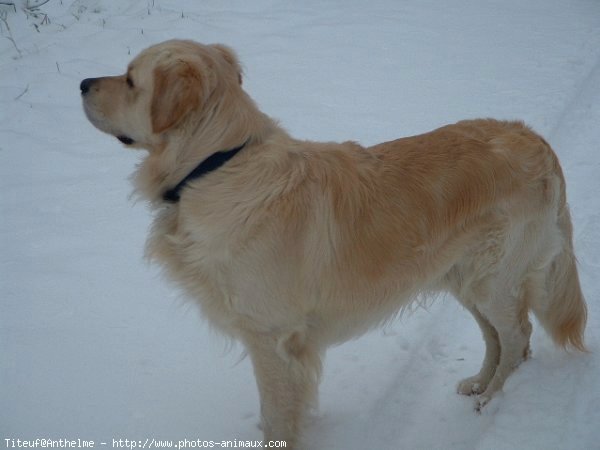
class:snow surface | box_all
[2,1,600,448]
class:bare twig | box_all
[14,84,29,100]
[25,0,51,9]
[0,11,22,57]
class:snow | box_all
[2,0,600,448]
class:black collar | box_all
[162,141,247,203]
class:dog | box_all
[81,39,587,448]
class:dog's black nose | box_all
[80,78,95,95]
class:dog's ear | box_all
[151,61,202,134]
[211,44,243,85]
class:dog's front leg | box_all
[241,328,321,449]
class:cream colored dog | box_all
[81,39,587,448]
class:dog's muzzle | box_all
[80,78,136,146]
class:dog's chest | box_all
[147,207,238,311]
[151,196,291,332]
[145,203,305,334]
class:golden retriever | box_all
[81,39,587,448]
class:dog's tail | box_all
[530,159,587,352]
[540,205,588,351]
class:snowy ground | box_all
[2,1,600,448]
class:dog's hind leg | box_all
[241,328,321,449]
[450,218,535,408]
[472,284,533,410]
[456,304,500,396]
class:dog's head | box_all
[81,40,243,150]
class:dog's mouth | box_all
[117,135,135,145]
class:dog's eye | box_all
[126,76,134,88]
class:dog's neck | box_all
[161,141,248,203]
[132,91,277,206]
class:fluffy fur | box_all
[81,39,587,448]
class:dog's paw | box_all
[457,375,486,396]
[475,388,506,414]
[475,395,491,412]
